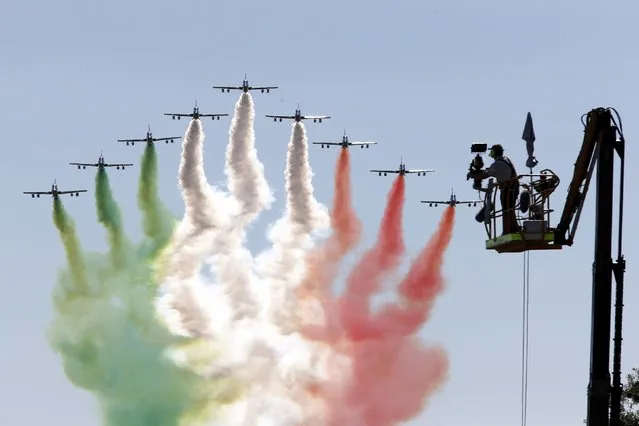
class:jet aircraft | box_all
[23,180,87,198]
[164,102,228,121]
[421,189,483,207]
[370,159,434,176]
[313,131,377,149]
[266,105,330,123]
[117,126,181,146]
[213,74,278,93]
[69,152,133,170]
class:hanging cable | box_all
[521,165,534,426]
[521,251,531,426]
[520,251,530,426]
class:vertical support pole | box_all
[586,111,615,426]
[610,129,626,426]
[609,258,626,426]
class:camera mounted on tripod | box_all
[467,143,487,190]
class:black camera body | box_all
[467,144,487,190]
[471,143,488,153]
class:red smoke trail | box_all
[296,148,361,342]
[327,206,455,426]
[297,155,455,425]
[336,175,406,341]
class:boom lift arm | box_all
[554,108,624,247]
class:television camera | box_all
[467,143,488,190]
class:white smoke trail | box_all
[201,92,298,425]
[225,93,273,221]
[157,119,230,337]
[207,120,331,426]
[203,96,316,426]
[257,121,329,334]
[210,92,273,321]
[157,107,332,425]
[216,121,330,426]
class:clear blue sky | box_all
[1,0,638,424]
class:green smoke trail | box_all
[51,198,92,311]
[48,158,244,425]
[96,168,128,269]
[138,143,174,258]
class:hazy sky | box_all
[1,0,638,424]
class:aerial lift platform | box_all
[471,107,626,426]
[482,168,562,253]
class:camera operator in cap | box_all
[467,144,521,234]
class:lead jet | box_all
[213,74,278,93]
[69,152,133,170]
[163,101,228,121]
[266,105,330,123]
[23,179,87,199]
[421,189,483,207]
[313,130,377,149]
[117,125,181,146]
[370,159,434,176]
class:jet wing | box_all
[117,138,145,143]
[250,86,278,91]
[348,141,376,146]
[104,163,134,168]
[198,113,229,118]
[455,199,483,205]
[370,169,400,174]
[69,162,98,167]
[420,200,452,206]
[58,189,88,195]
[163,113,192,118]
[23,191,52,195]
[265,114,296,120]
[152,136,182,141]
[301,115,331,120]
[212,85,242,91]
[405,169,435,174]
[312,142,343,146]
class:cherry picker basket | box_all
[482,169,564,253]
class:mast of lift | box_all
[583,109,625,426]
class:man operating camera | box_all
[467,144,521,235]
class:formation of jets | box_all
[25,75,475,212]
